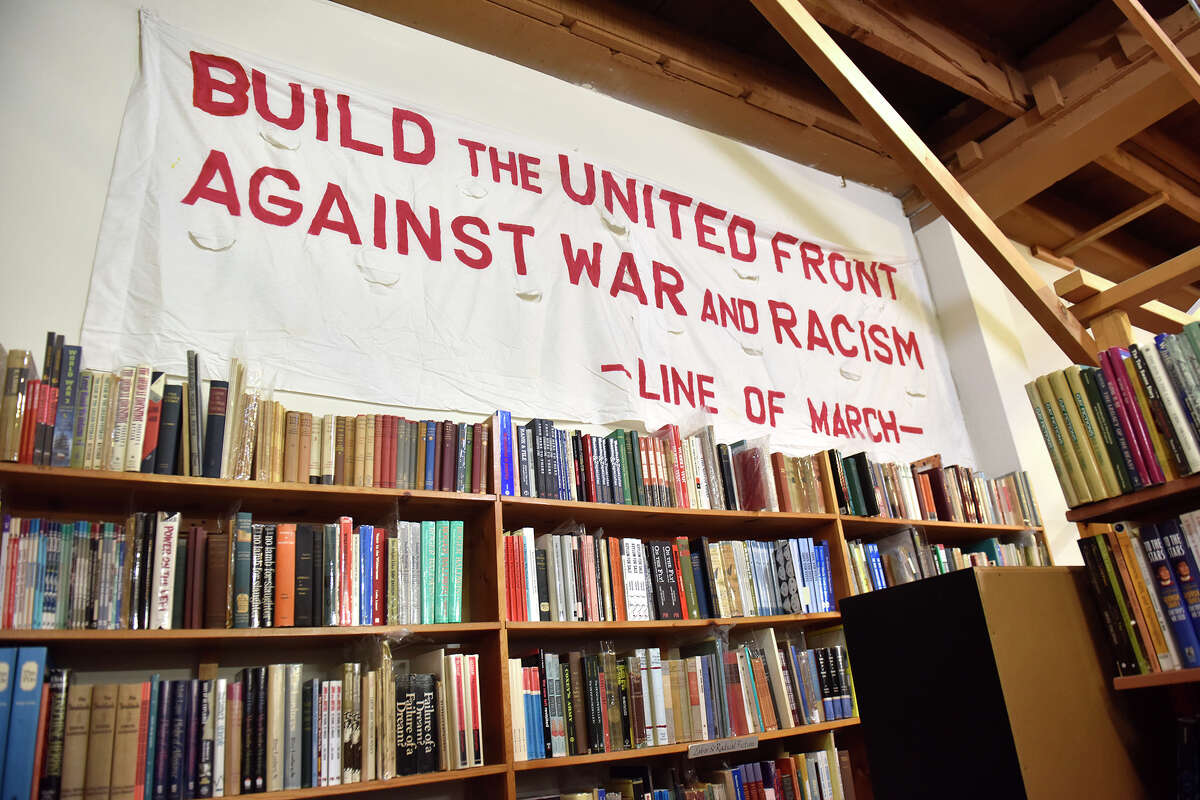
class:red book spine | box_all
[723,652,749,735]
[371,526,386,625]
[30,682,50,793]
[470,422,484,493]
[504,536,514,621]
[141,393,162,466]
[609,538,626,621]
[514,536,527,622]
[597,669,612,752]
[338,516,353,625]
[38,385,58,465]
[467,654,482,764]
[19,380,42,464]
[668,425,689,508]
[134,681,151,800]
[1101,348,1158,485]
[670,543,690,619]
[581,535,597,621]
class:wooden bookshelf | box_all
[0,455,1049,800]
[1065,472,1200,524]
[1112,667,1200,690]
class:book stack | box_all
[0,334,492,492]
[508,626,854,760]
[1076,513,1200,675]
[503,528,834,622]
[828,451,1039,526]
[1,643,484,799]
[844,528,1050,594]
[541,747,856,800]
[493,412,829,512]
[0,512,466,630]
[1027,328,1200,507]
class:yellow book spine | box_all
[1035,375,1092,504]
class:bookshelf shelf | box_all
[244,763,509,799]
[1065,473,1200,524]
[840,515,1042,542]
[511,718,861,771]
[1112,667,1200,690]
[504,612,842,638]
[0,622,501,648]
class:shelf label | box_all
[687,735,758,759]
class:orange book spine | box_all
[372,414,383,488]
[274,523,296,627]
[608,537,627,621]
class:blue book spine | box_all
[699,656,715,737]
[741,646,764,730]
[69,370,92,470]
[497,410,514,496]
[0,648,17,789]
[1142,525,1200,667]
[867,543,887,590]
[423,421,437,491]
[523,678,536,759]
[144,673,161,797]
[183,679,200,798]
[534,674,546,757]
[33,522,46,630]
[50,345,81,468]
[2,647,46,800]
[691,549,712,619]
[789,645,810,722]
[167,679,186,800]
[359,526,372,626]
[731,766,746,800]
[308,679,320,787]
[153,680,173,800]
[814,544,829,612]
[806,654,824,721]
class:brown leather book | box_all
[415,422,427,490]
[225,681,242,796]
[362,415,375,488]
[343,416,356,487]
[59,684,93,800]
[440,420,456,492]
[297,413,312,485]
[108,683,144,800]
[372,414,383,488]
[770,452,794,512]
[282,411,301,483]
[353,415,367,486]
[333,416,347,485]
[470,422,484,493]
[205,531,230,628]
[748,650,779,731]
[82,684,118,800]
[567,651,588,752]
[187,525,208,628]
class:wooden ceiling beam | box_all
[748,0,1099,365]
[1068,244,1200,323]
[1054,268,1194,333]
[1111,0,1200,106]
[800,0,1029,115]
[1096,147,1200,227]
[1052,191,1169,257]
[905,6,1200,230]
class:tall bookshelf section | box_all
[0,440,1046,800]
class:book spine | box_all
[201,382,229,479]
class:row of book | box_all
[1028,330,1200,508]
[0,334,496,493]
[828,452,1040,527]
[0,511,466,631]
[1076,513,1200,675]
[494,414,828,514]
[509,626,854,760]
[503,528,835,622]
[540,748,856,800]
[843,528,1050,594]
[0,643,484,800]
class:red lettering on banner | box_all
[659,190,693,240]
[694,203,726,254]
[880,410,900,442]
[560,234,602,288]
[863,408,884,443]
[744,388,786,427]
[877,263,899,300]
[249,167,301,226]
[700,290,718,325]
[602,172,639,223]
[307,182,361,243]
[517,154,542,194]
[637,359,714,411]
[559,155,596,205]
[768,301,802,348]
[374,195,387,249]
[728,216,756,262]
[191,51,248,116]
[182,149,241,216]
[651,261,687,316]
[452,216,491,269]
[611,252,648,305]
[772,232,798,273]
[869,324,893,364]
[697,374,717,413]
[828,252,854,291]
[313,88,329,142]
[806,310,834,356]
[810,400,914,442]
[799,242,827,283]
[844,405,864,439]
[251,70,303,129]
[459,139,486,177]
[498,223,535,276]
[489,148,519,185]
[396,201,442,260]
[831,314,857,358]
[856,260,881,297]
[392,109,436,165]
[637,358,660,401]
[337,94,383,157]
[894,328,924,369]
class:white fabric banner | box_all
[82,12,973,460]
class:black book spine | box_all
[661,542,682,620]
[168,678,188,800]
[813,648,833,719]
[301,680,314,788]
[312,526,325,628]
[607,438,624,505]
[1077,536,1141,675]
[250,524,264,629]
[186,350,203,477]
[571,433,586,501]
[596,437,610,504]
[294,525,313,628]
[516,426,531,498]
[196,680,213,797]
[1093,367,1143,490]
[37,668,70,800]
[1130,345,1190,474]
[128,513,147,630]
[615,660,631,750]
[183,678,200,799]
[534,548,551,622]
[538,652,553,758]
[561,662,577,755]
[254,667,267,791]
[414,673,436,773]
[241,670,253,794]
[201,380,228,479]
[717,444,738,510]
[583,656,601,753]
[851,454,880,516]
[156,384,184,475]
[262,524,276,628]
[1081,368,1135,493]
[139,513,156,630]
[403,674,417,776]
[172,535,188,631]
[524,421,540,498]
[154,680,174,800]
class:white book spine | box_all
[328,682,342,785]
[149,512,180,629]
[408,522,421,624]
[318,682,329,786]
[213,678,227,797]
[1147,345,1200,472]
[285,664,302,789]
[509,660,525,761]
[123,365,152,472]
[550,534,566,622]
[266,664,285,791]
[107,366,135,471]
[522,527,537,621]
[647,647,668,745]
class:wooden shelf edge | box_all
[1066,473,1200,523]
[250,763,507,799]
[500,495,838,524]
[512,718,860,771]
[0,462,497,504]
[1113,666,1200,690]
[504,613,841,635]
[840,515,1041,534]
[0,622,502,643]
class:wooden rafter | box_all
[800,0,1028,114]
[1068,244,1200,323]
[1052,192,1168,257]
[1097,147,1200,227]
[1054,268,1193,333]
[1111,0,1200,106]
[748,0,1099,365]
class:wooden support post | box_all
[1032,75,1065,116]
[1112,0,1200,106]
[1054,191,1169,256]
[748,0,1100,366]
[1090,310,1136,352]
[956,141,985,170]
[1069,243,1200,323]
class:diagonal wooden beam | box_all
[1068,244,1200,323]
[1053,192,1169,257]
[748,0,1099,365]
[1111,0,1200,105]
[1097,147,1200,227]
[801,0,1029,115]
[1054,268,1193,332]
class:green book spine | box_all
[676,539,700,620]
[463,426,474,495]
[172,535,188,629]
[433,520,450,623]
[841,457,866,516]
[233,512,253,628]
[420,520,436,624]
[627,430,645,506]
[1095,534,1150,674]
[1080,368,1134,493]
[1184,321,1200,366]
[449,520,464,623]
[606,431,633,506]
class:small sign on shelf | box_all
[687,735,758,759]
